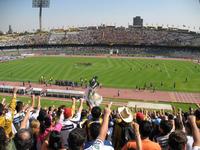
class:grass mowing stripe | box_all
[0,56,200,92]
[164,63,171,78]
[28,64,52,82]
[41,64,60,80]
[20,63,44,80]
[12,63,35,78]
[0,62,30,77]
[55,65,70,80]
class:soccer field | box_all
[0,56,200,92]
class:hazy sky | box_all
[0,0,200,32]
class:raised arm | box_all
[135,105,137,113]
[122,121,142,150]
[37,96,41,110]
[20,107,33,129]
[77,98,84,114]
[31,94,35,108]
[97,102,112,141]
[178,108,185,132]
[1,97,7,108]
[1,97,6,105]
[71,97,76,117]
[188,115,200,147]
[132,122,142,150]
[9,87,18,113]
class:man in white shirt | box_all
[168,115,200,150]
[61,98,84,149]
[68,102,112,150]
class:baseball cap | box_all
[136,112,145,121]
[64,108,72,118]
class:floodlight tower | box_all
[32,0,50,31]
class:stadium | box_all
[1,0,200,150]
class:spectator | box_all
[78,109,88,128]
[61,98,84,148]
[30,119,40,150]
[156,120,173,150]
[185,121,194,150]
[84,122,114,149]
[37,114,62,147]
[2,82,200,150]
[86,106,102,140]
[41,130,65,150]
[122,120,161,150]
[13,101,25,131]
[168,130,187,150]
[36,103,62,149]
[68,128,86,150]
[0,127,8,150]
[86,102,112,150]
[0,88,18,138]
[14,128,33,150]
[112,106,135,150]
[90,106,102,121]
[136,112,145,125]
[13,106,34,150]
[187,115,200,149]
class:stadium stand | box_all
[1,26,200,150]
[1,27,200,47]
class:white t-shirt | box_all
[61,112,81,148]
[84,139,104,150]
[27,109,40,128]
[187,135,194,150]
[84,139,114,150]
[193,146,200,150]
[30,109,40,120]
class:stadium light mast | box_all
[32,0,50,31]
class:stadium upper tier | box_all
[0,26,200,47]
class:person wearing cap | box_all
[136,112,145,125]
[60,98,84,149]
[112,106,135,150]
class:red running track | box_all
[0,81,200,104]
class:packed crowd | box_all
[0,88,200,150]
[0,27,200,47]
[0,33,49,47]
[0,56,24,62]
[51,27,200,46]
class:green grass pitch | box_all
[0,56,200,92]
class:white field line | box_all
[164,63,171,78]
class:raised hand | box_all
[132,121,140,133]
[1,98,6,106]
[80,98,85,103]
[104,102,112,115]
[188,115,196,125]
[13,87,18,94]
[72,97,76,102]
